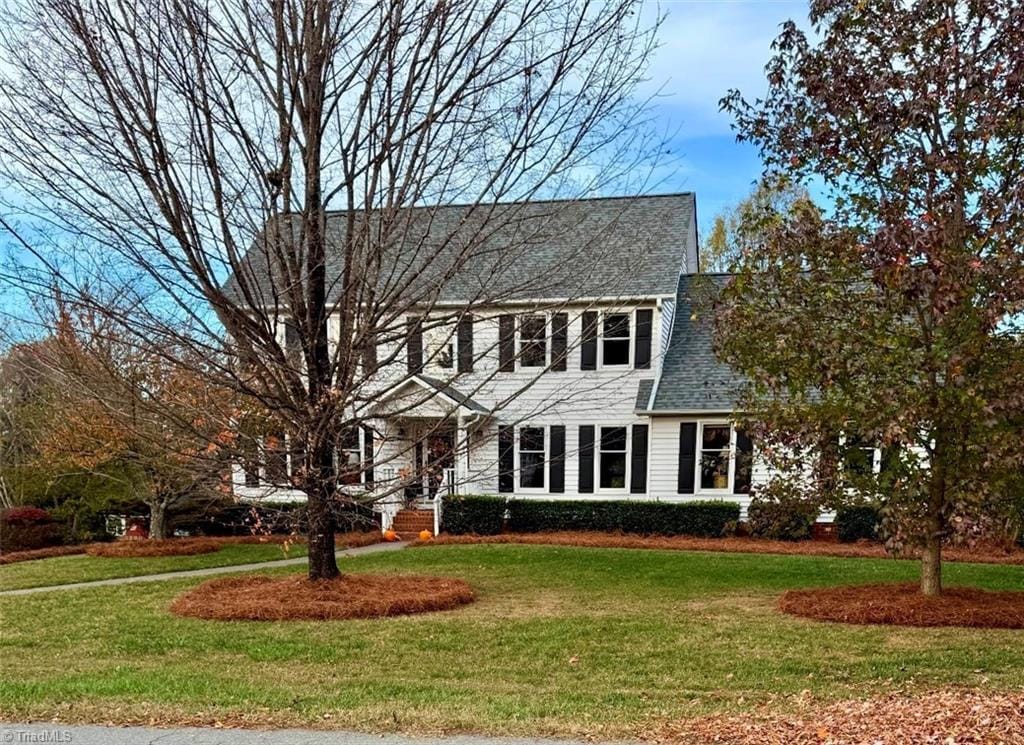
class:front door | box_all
[423,428,455,501]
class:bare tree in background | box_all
[0,0,665,578]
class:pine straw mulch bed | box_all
[649,689,1024,745]
[169,573,474,621]
[2,531,381,563]
[415,531,1024,566]
[778,582,1024,629]
[0,544,87,565]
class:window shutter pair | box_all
[580,309,652,371]
[497,313,567,372]
[676,424,753,494]
[408,315,475,373]
[576,423,648,493]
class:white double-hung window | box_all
[518,426,546,489]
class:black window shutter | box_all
[734,429,753,494]
[677,422,697,494]
[498,425,514,493]
[578,425,595,493]
[362,425,374,484]
[580,311,598,370]
[498,314,515,372]
[551,313,568,371]
[634,309,653,370]
[457,315,474,373]
[630,424,649,494]
[406,317,423,373]
[549,425,566,493]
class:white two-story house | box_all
[231,193,771,530]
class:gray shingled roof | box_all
[223,194,695,305]
[415,375,488,414]
[646,273,744,413]
[635,379,654,409]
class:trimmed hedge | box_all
[442,495,506,535]
[835,504,880,543]
[506,499,739,537]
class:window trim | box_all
[597,424,630,493]
[515,425,548,492]
[839,434,882,482]
[336,429,365,487]
[418,315,456,371]
[598,310,633,369]
[695,421,736,495]
[517,314,549,369]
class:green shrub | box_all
[835,504,880,542]
[746,495,818,541]
[506,499,738,537]
[442,495,506,535]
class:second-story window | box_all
[520,315,547,367]
[423,324,454,369]
[602,313,630,366]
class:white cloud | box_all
[641,1,809,137]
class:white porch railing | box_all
[371,465,457,534]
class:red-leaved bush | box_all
[1,506,52,525]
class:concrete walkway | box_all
[0,724,624,745]
[0,541,408,597]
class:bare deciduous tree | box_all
[0,0,665,578]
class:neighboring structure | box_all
[230,194,775,528]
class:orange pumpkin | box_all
[418,530,432,541]
[383,529,398,542]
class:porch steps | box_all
[391,509,434,536]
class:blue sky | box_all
[641,0,810,234]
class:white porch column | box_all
[454,414,468,495]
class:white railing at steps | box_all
[372,466,455,534]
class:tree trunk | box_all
[921,532,942,596]
[305,483,339,581]
[149,499,168,540]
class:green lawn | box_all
[0,543,307,591]
[0,544,1020,737]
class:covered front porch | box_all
[367,375,490,533]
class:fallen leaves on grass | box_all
[85,538,223,558]
[651,689,1024,745]
[169,573,474,621]
[779,582,1024,628]
[417,531,1024,566]
[76,531,381,560]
